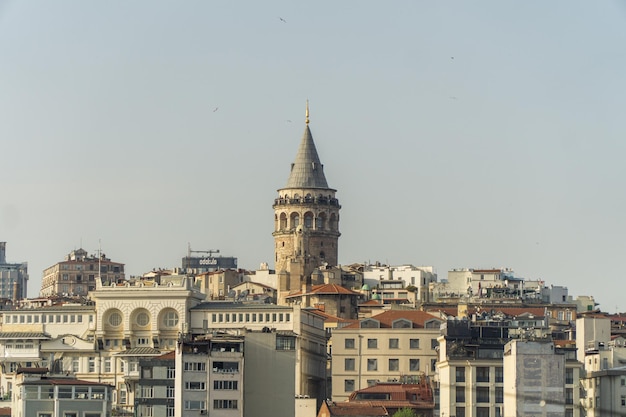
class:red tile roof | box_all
[286,284,361,298]
[341,310,441,329]
[321,402,389,416]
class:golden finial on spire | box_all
[305,99,310,125]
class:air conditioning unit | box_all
[200,410,207,415]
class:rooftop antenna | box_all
[96,239,102,283]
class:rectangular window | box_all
[88,357,96,373]
[367,338,377,349]
[213,399,237,409]
[167,406,175,417]
[184,362,206,371]
[166,386,175,398]
[389,338,399,349]
[431,338,438,349]
[167,367,175,379]
[185,382,206,390]
[456,386,465,402]
[213,380,238,390]
[388,358,399,371]
[476,407,490,417]
[345,338,355,349]
[344,379,355,392]
[104,358,112,373]
[565,368,574,384]
[276,335,296,350]
[410,358,420,372]
[345,358,355,371]
[495,366,503,383]
[456,407,465,417]
[410,339,420,349]
[566,388,573,405]
[141,387,153,398]
[456,367,465,383]
[476,366,490,382]
[495,387,504,403]
[477,386,490,403]
[367,358,377,371]
[184,400,206,410]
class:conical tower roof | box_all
[284,104,330,189]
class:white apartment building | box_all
[363,264,436,304]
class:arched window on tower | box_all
[290,213,299,229]
[316,213,327,230]
[304,212,313,228]
[279,213,288,230]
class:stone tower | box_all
[273,103,341,295]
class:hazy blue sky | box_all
[2,1,625,311]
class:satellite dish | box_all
[237,289,250,301]
[228,290,236,299]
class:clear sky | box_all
[2,1,625,311]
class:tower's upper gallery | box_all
[284,124,330,190]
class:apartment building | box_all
[0,242,28,300]
[188,302,327,417]
[438,319,582,417]
[330,310,443,402]
[40,248,125,297]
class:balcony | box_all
[1,348,40,361]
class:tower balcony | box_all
[273,197,340,208]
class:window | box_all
[410,339,420,349]
[163,311,179,327]
[344,379,355,392]
[456,407,465,417]
[388,359,399,371]
[184,362,206,371]
[185,400,206,410]
[477,386,490,403]
[136,312,150,326]
[566,388,573,405]
[476,407,490,417]
[167,406,175,417]
[431,359,437,372]
[367,338,378,349]
[214,380,238,390]
[213,400,237,409]
[345,338,355,349]
[88,357,96,373]
[104,358,112,373]
[345,358,355,371]
[185,382,206,390]
[565,368,574,384]
[64,413,78,417]
[495,387,503,403]
[167,367,175,379]
[621,395,626,407]
[431,338,438,349]
[389,338,399,349]
[495,366,503,383]
[476,367,490,382]
[167,386,175,398]
[141,387,153,398]
[410,359,420,372]
[119,389,127,405]
[456,367,465,383]
[367,358,377,371]
[456,386,465,403]
[276,335,296,350]
[108,312,122,327]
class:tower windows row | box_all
[275,212,338,232]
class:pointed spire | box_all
[284,102,330,189]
